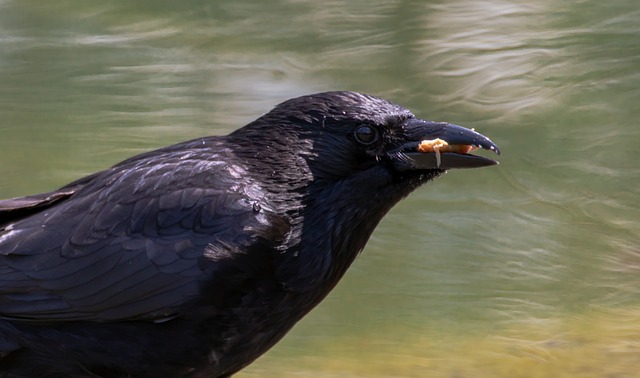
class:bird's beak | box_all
[394,119,501,170]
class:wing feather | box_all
[0,146,289,323]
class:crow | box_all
[0,91,499,377]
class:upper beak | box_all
[393,119,501,170]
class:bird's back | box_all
[0,137,296,377]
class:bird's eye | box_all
[353,125,379,145]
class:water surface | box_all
[1,1,639,376]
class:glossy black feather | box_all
[0,91,497,377]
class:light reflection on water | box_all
[0,0,639,376]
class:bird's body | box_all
[0,92,499,377]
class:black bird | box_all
[0,91,499,377]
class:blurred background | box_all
[1,1,639,376]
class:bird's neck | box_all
[274,166,439,296]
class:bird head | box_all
[231,91,500,187]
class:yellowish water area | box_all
[241,306,640,377]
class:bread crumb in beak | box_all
[417,139,479,168]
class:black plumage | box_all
[0,91,499,377]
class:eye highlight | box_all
[353,125,379,145]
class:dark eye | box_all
[353,125,379,145]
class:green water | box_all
[1,1,639,376]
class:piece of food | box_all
[417,139,479,167]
